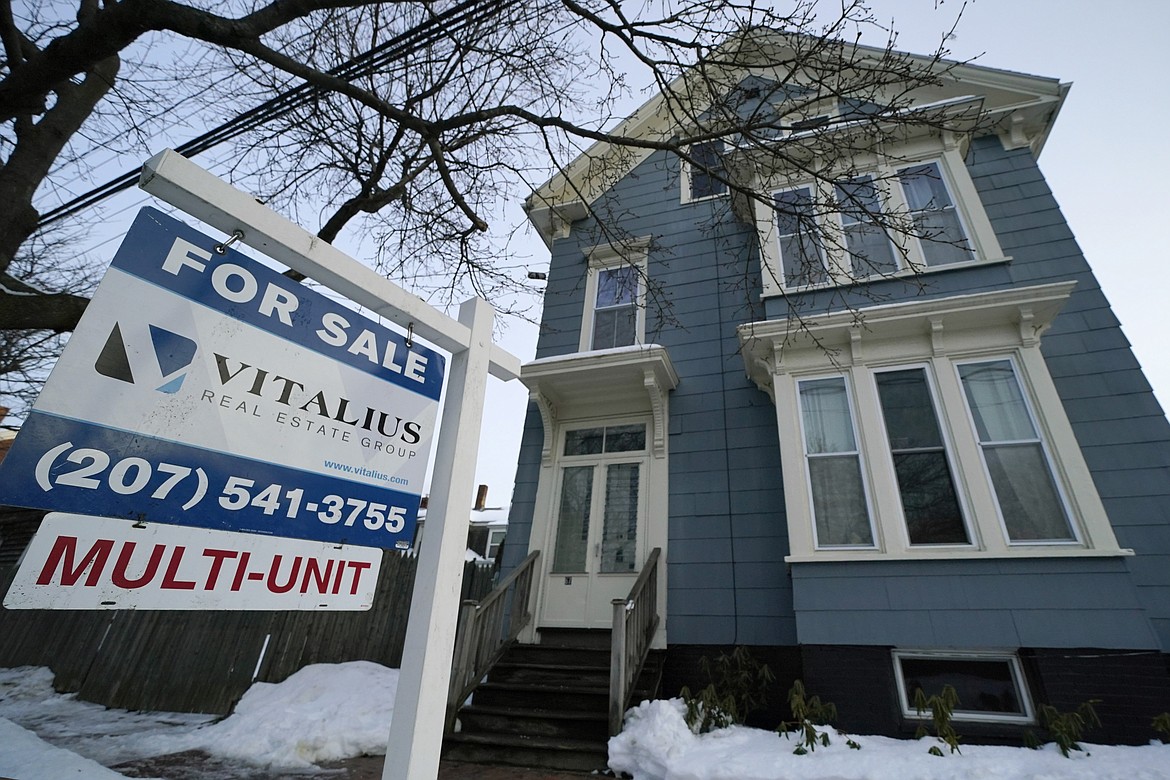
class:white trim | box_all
[892,649,1036,725]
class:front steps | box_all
[442,631,663,772]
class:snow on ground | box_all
[2,662,1169,779]
[0,663,397,778]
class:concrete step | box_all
[442,731,609,773]
[457,703,609,741]
[472,680,609,712]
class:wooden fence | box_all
[0,551,495,714]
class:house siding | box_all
[504,149,796,645]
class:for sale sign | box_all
[4,513,382,610]
[0,207,444,550]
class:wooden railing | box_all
[609,547,661,736]
[445,550,540,733]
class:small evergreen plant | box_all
[1153,712,1170,743]
[913,685,962,755]
[1038,700,1101,757]
[779,680,853,754]
[680,647,774,734]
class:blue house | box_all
[493,35,1170,746]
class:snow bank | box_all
[609,697,1170,780]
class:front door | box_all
[540,424,647,629]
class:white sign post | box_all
[135,150,520,780]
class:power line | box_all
[36,0,518,230]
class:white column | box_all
[382,296,494,779]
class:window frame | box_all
[579,238,649,352]
[757,146,1008,297]
[892,650,1036,725]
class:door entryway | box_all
[539,424,647,629]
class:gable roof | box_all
[524,30,1068,246]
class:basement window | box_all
[893,651,1034,724]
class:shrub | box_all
[913,685,962,755]
[1038,700,1100,757]
[779,680,854,754]
[680,647,774,734]
[1153,712,1170,743]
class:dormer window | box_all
[682,140,728,202]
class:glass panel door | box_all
[601,463,640,573]
[552,466,593,573]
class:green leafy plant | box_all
[913,685,962,755]
[1152,712,1170,743]
[680,647,774,734]
[779,679,843,754]
[1038,700,1101,757]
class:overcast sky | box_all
[473,0,1170,505]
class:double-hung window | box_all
[874,367,969,546]
[957,359,1076,543]
[898,162,973,267]
[776,187,826,286]
[683,140,728,202]
[797,377,874,547]
[836,175,897,277]
[581,239,649,352]
[591,265,640,349]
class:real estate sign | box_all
[0,207,444,550]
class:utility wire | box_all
[36,0,518,230]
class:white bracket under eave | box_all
[532,390,558,467]
[644,367,668,459]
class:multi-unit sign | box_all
[0,208,445,554]
[5,513,382,610]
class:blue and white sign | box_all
[0,208,445,549]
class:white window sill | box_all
[761,255,1013,300]
[785,546,1134,564]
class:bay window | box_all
[738,283,1127,562]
